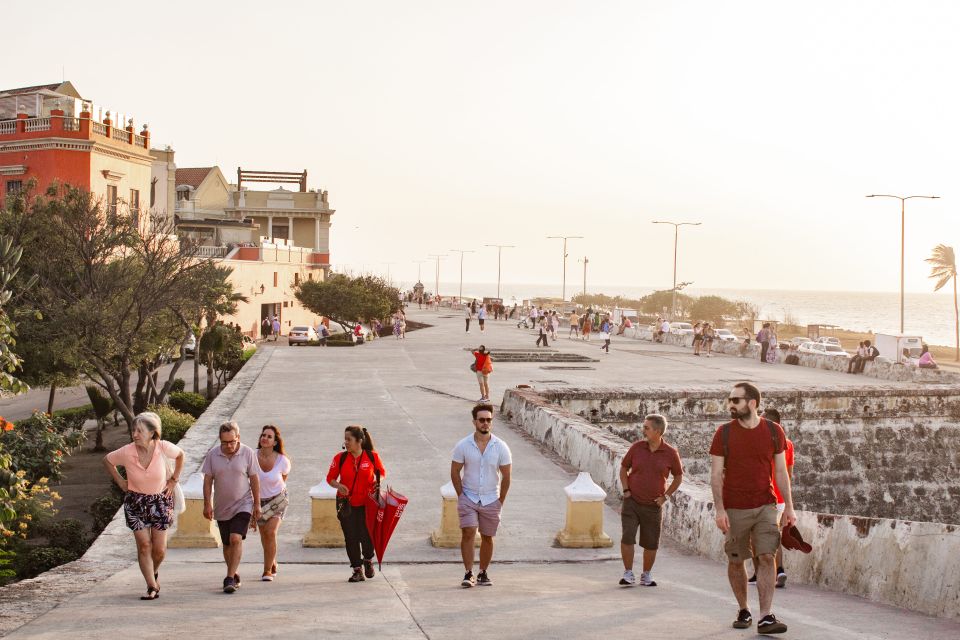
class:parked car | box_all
[714,329,737,342]
[788,337,812,349]
[184,333,196,357]
[288,326,319,346]
[671,322,694,336]
[800,341,850,358]
[326,321,373,342]
[817,336,841,347]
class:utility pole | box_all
[547,235,583,302]
[866,194,940,333]
[485,244,515,299]
[651,221,701,320]
[428,254,447,302]
[579,256,589,296]
[412,260,427,282]
[449,249,475,304]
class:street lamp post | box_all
[579,256,589,296]
[651,220,701,320]
[412,260,427,282]
[484,244,515,299]
[866,194,939,333]
[547,235,583,302]
[428,254,446,302]
[449,249,475,304]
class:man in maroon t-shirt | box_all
[710,382,795,636]
[618,414,683,587]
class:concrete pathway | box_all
[5,309,958,639]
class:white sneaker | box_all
[618,570,636,586]
[639,571,657,586]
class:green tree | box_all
[198,323,243,398]
[926,244,958,362]
[688,295,739,325]
[295,273,401,325]
[639,289,694,319]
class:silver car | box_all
[288,326,319,346]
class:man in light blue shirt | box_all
[451,403,512,588]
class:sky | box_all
[6,1,958,295]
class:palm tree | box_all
[926,244,958,361]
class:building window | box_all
[273,272,278,287]
[283,301,288,308]
[294,273,300,286]
[106,185,118,215]
[6,180,22,195]
[129,189,140,225]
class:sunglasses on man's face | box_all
[475,417,493,423]
[727,397,747,405]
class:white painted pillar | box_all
[314,217,320,251]
[267,215,273,239]
[288,216,294,245]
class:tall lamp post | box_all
[579,256,589,297]
[651,220,701,320]
[412,260,427,282]
[866,194,939,333]
[428,254,446,301]
[485,244,515,299]
[547,235,583,301]
[449,249,475,304]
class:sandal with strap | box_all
[140,587,160,601]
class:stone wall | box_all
[633,328,960,384]
[500,387,960,618]
[544,386,960,525]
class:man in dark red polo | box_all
[618,414,683,587]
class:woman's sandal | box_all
[140,586,160,600]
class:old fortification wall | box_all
[501,387,960,618]
[549,387,960,525]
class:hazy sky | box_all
[7,1,958,295]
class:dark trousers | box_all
[339,505,373,568]
[847,355,861,373]
[536,331,549,347]
[854,355,875,374]
[760,340,769,362]
[602,338,610,352]
[465,318,471,332]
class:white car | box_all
[800,342,850,358]
[288,326,319,346]
[714,329,737,342]
[327,321,374,342]
[817,336,842,347]
[788,337,811,349]
[671,322,694,336]
[183,333,196,357]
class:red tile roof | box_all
[175,167,215,189]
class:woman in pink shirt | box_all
[255,425,292,582]
[102,412,184,600]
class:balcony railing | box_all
[0,121,15,134]
[190,246,229,258]
[24,117,51,132]
[92,121,107,136]
[112,128,131,143]
[62,117,80,131]
[134,133,147,146]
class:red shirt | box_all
[772,439,794,504]
[326,451,386,507]
[473,351,492,373]
[621,440,683,505]
[709,418,786,510]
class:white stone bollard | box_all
[168,472,221,548]
[302,481,345,547]
[555,472,613,548]
[431,481,479,548]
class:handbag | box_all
[163,450,186,515]
[258,490,289,525]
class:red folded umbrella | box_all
[365,486,408,569]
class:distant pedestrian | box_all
[102,412,184,601]
[851,340,879,374]
[327,426,386,583]
[748,408,793,590]
[528,305,538,329]
[261,317,271,340]
[765,327,778,364]
[659,318,670,343]
[600,318,612,353]
[318,324,330,346]
[693,322,703,356]
[739,328,751,357]
[256,425,291,582]
[478,303,487,332]
[618,414,683,587]
[202,421,262,594]
[452,403,512,588]
[569,310,581,339]
[710,383,795,635]
[703,323,715,358]
[757,323,771,363]
[465,301,475,333]
[394,313,403,339]
[549,311,558,340]
[271,316,281,342]
[472,345,493,402]
[536,315,549,347]
[582,312,592,341]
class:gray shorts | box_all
[457,494,502,537]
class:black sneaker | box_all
[748,574,757,585]
[222,576,236,594]
[776,569,787,589]
[364,560,375,579]
[461,571,476,588]
[477,570,492,586]
[348,568,365,582]
[757,614,788,634]
[233,574,241,590]
[732,608,752,629]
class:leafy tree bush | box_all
[52,405,95,421]
[148,405,196,444]
[688,295,740,325]
[35,518,88,557]
[15,546,76,579]
[168,392,208,418]
[295,273,401,325]
[89,492,124,534]
[170,378,186,393]
[3,413,84,483]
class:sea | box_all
[402,281,957,348]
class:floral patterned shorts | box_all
[123,491,174,531]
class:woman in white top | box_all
[256,425,292,581]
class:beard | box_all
[475,425,491,435]
[730,406,750,421]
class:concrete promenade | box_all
[3,308,958,639]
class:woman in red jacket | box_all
[326,426,386,582]
[472,345,493,403]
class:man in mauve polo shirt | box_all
[618,414,683,587]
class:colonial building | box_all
[0,82,155,226]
